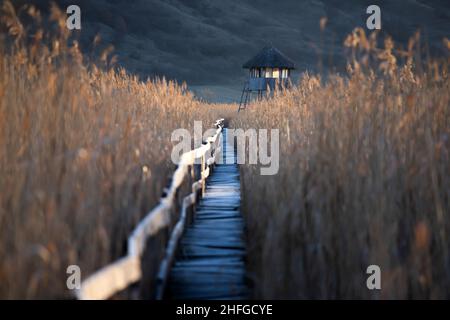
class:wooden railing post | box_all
[201,152,206,196]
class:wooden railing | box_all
[76,119,225,300]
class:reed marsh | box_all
[234,30,450,299]
[0,2,233,298]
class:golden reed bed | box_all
[233,29,450,299]
[0,2,449,299]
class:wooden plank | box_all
[167,128,249,300]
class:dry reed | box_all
[234,29,450,299]
[0,2,233,298]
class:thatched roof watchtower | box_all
[239,46,295,111]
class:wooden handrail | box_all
[76,119,225,300]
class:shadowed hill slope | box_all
[10,0,450,99]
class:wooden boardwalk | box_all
[167,128,249,299]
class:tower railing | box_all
[238,77,292,111]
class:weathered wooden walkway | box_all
[167,128,249,299]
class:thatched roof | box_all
[243,46,295,69]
